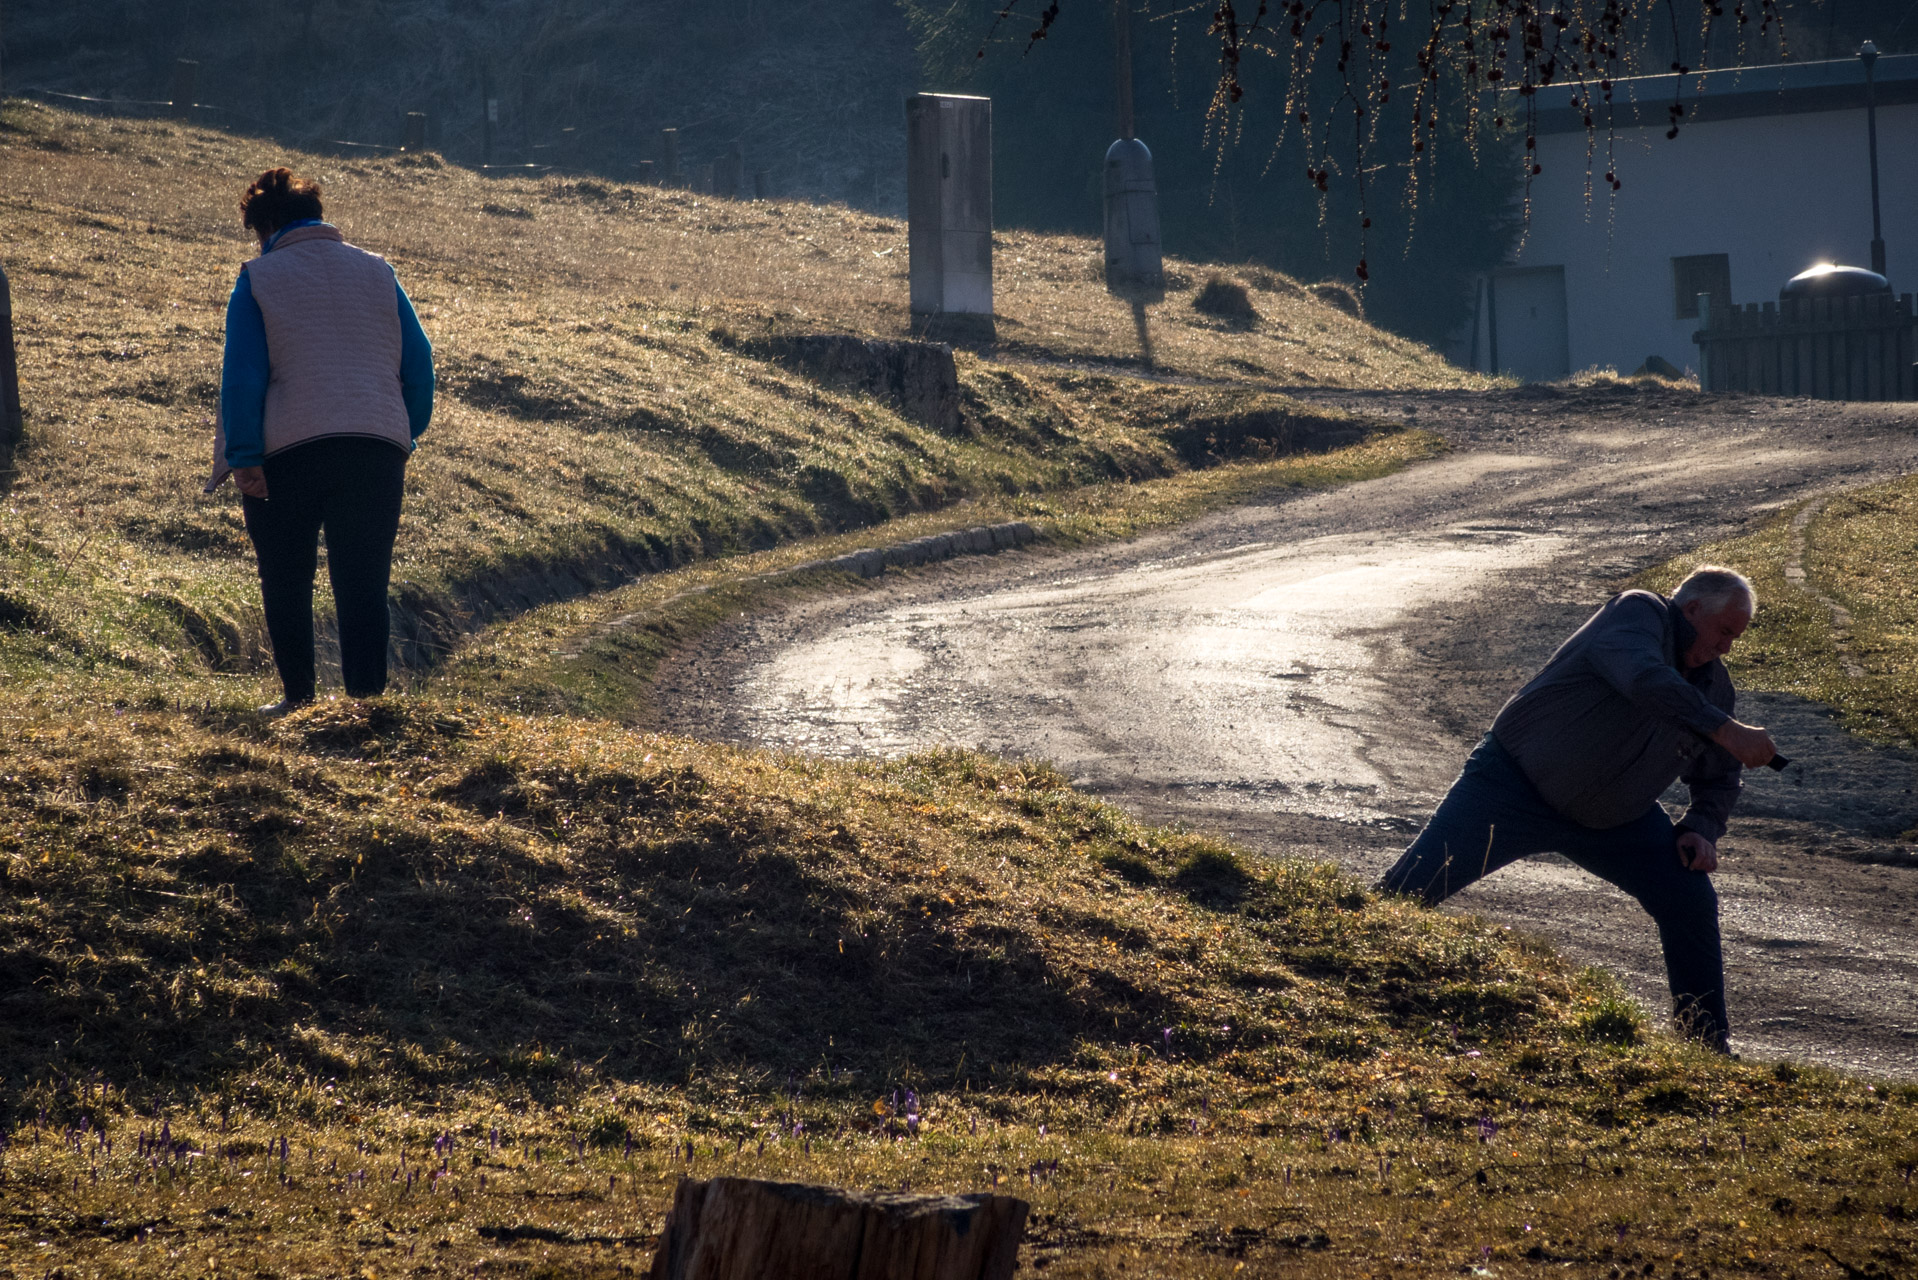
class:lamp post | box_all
[1862,40,1887,276]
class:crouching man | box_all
[1379,566,1777,1051]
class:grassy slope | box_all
[0,99,1477,710]
[0,104,1912,1278]
[4,699,1914,1278]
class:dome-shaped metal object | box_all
[1779,263,1891,300]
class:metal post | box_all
[169,59,199,119]
[0,261,23,454]
[1113,0,1135,141]
[1862,41,1887,277]
[1486,274,1501,374]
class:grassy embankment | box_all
[0,102,1914,1279]
[0,96,1466,713]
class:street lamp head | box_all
[1861,40,1880,70]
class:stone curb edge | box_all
[802,520,1040,579]
[557,521,1043,660]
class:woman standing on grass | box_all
[206,167,434,714]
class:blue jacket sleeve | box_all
[397,280,434,440]
[220,269,270,468]
[1584,596,1732,737]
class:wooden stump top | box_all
[646,1176,1029,1280]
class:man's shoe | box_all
[257,698,313,718]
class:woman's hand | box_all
[234,466,269,500]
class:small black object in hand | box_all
[1766,755,1790,772]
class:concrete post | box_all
[1103,138,1164,301]
[753,170,771,200]
[638,159,656,184]
[169,59,199,117]
[404,112,428,151]
[660,128,681,185]
[906,93,993,339]
[0,262,23,453]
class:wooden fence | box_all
[1693,292,1918,400]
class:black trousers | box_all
[242,436,407,703]
[1380,734,1730,1050]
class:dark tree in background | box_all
[6,1,1918,348]
[906,1,1521,346]
[3,0,919,208]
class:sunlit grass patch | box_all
[1636,484,1918,747]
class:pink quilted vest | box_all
[244,224,411,458]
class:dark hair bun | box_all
[240,168,324,237]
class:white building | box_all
[1458,54,1918,381]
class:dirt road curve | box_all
[656,385,1918,1077]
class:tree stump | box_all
[645,1177,1028,1280]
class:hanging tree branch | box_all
[976,0,1791,282]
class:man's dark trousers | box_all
[1380,733,1729,1049]
[242,437,406,704]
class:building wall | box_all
[1502,102,1918,376]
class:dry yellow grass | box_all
[1638,483,1918,752]
[2,697,1912,1279]
[4,102,1911,1280]
[0,98,1476,704]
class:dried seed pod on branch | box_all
[977,0,1790,282]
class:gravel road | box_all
[656,384,1918,1078]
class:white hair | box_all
[1672,565,1756,615]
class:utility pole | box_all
[1862,40,1887,276]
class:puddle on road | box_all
[737,525,1567,822]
